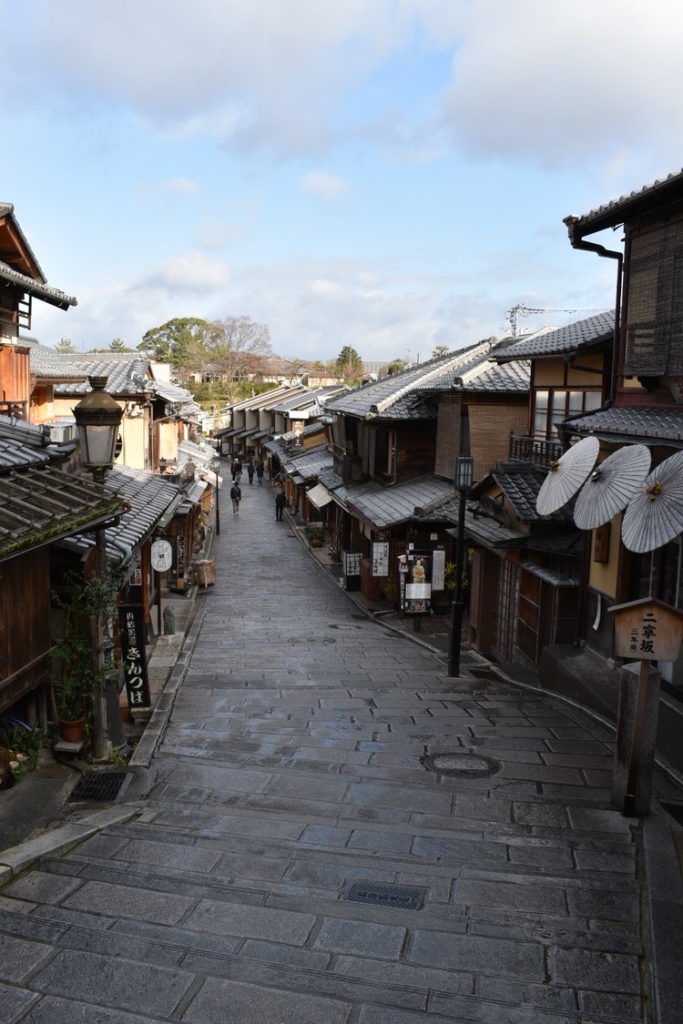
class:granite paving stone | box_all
[29,948,195,1016]
[0,478,666,1023]
[184,898,316,943]
[182,976,351,1024]
[313,917,406,959]
[0,934,54,982]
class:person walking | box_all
[275,489,286,522]
[231,458,238,482]
[230,482,242,516]
[235,460,243,485]
[247,461,255,485]
[256,461,264,485]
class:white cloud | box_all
[162,177,200,195]
[300,170,351,199]
[140,251,231,293]
[438,0,683,171]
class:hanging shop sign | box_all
[371,541,390,577]
[118,604,151,710]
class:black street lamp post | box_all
[448,455,473,678]
[73,376,124,758]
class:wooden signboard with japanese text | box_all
[610,598,683,662]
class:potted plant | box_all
[53,568,121,743]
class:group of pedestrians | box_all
[228,454,275,517]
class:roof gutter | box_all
[563,215,623,404]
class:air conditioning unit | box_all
[47,421,76,443]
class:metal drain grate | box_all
[345,882,426,910]
[661,803,683,826]
[68,771,129,803]
[422,752,501,778]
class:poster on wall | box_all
[401,552,432,614]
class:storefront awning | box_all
[306,483,332,509]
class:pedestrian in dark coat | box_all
[275,490,286,521]
[230,483,242,516]
[256,461,264,485]
[247,462,255,485]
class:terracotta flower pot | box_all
[58,718,84,744]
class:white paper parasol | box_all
[536,436,600,516]
[573,444,651,530]
[621,449,683,553]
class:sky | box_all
[2,0,683,366]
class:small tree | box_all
[335,345,363,383]
[432,344,450,359]
[56,337,77,353]
[386,359,407,374]
[109,338,130,352]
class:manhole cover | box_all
[345,882,425,910]
[422,752,501,777]
[68,771,129,803]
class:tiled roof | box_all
[0,415,51,469]
[0,465,125,562]
[153,378,197,408]
[56,356,154,397]
[19,337,88,380]
[327,340,528,421]
[0,436,51,471]
[0,260,77,310]
[62,465,181,566]
[346,475,454,529]
[282,444,333,481]
[567,406,683,446]
[565,169,683,237]
[494,312,614,362]
[491,463,574,524]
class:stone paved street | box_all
[0,475,678,1022]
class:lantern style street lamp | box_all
[448,454,474,678]
[72,376,124,758]
[73,376,123,483]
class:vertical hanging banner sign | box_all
[371,541,390,577]
[119,605,152,710]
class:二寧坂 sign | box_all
[609,598,683,663]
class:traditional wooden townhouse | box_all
[52,353,197,472]
[214,384,307,461]
[320,344,530,603]
[0,415,126,731]
[473,312,614,665]
[485,173,683,773]
[270,385,348,440]
[562,173,683,770]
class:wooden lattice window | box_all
[625,221,683,376]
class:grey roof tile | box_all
[0,466,125,562]
[282,444,333,481]
[346,475,454,529]
[0,436,52,470]
[55,356,154,397]
[565,169,683,236]
[63,465,181,565]
[19,337,87,380]
[567,405,683,445]
[0,259,76,309]
[491,463,574,524]
[494,311,614,362]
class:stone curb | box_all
[128,601,206,769]
[0,805,141,884]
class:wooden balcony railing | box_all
[509,434,563,466]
